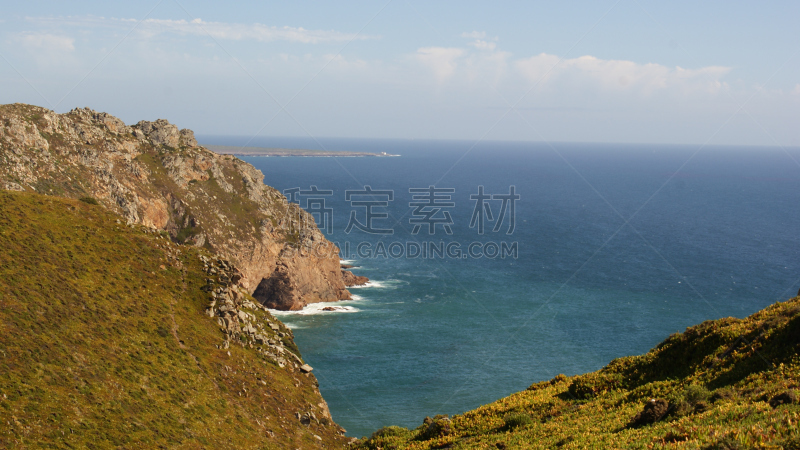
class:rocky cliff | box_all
[0,103,364,310]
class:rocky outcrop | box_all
[199,252,320,374]
[0,103,366,310]
[342,270,369,287]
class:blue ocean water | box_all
[201,136,800,437]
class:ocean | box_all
[200,136,800,437]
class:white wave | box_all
[348,280,392,289]
[348,279,407,289]
[269,302,360,316]
[339,259,357,265]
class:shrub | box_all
[416,415,452,440]
[710,387,736,403]
[370,425,409,439]
[683,384,712,404]
[568,372,624,399]
[78,196,99,205]
[503,412,533,430]
[668,384,712,418]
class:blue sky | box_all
[1,1,798,146]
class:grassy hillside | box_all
[0,190,348,449]
[356,297,800,449]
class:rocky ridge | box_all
[0,103,365,310]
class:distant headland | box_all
[205,144,399,157]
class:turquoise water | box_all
[201,136,800,437]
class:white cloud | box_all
[412,40,730,98]
[26,16,377,44]
[516,53,731,94]
[460,31,486,39]
[468,40,496,51]
[138,18,377,43]
[17,32,75,52]
[415,47,465,82]
[415,34,510,85]
[792,84,800,95]
[466,50,512,84]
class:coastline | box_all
[205,144,400,157]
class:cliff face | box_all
[0,103,362,310]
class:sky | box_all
[1,1,798,146]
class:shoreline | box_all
[205,144,399,157]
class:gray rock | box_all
[133,119,181,148]
[300,364,313,373]
[180,128,198,147]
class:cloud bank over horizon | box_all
[25,15,380,44]
[1,4,797,147]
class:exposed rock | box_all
[628,398,669,427]
[132,119,195,148]
[300,364,313,373]
[769,390,798,408]
[342,270,369,287]
[0,103,365,310]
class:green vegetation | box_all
[0,190,346,449]
[78,196,99,205]
[356,298,800,449]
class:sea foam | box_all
[347,279,406,289]
[269,302,360,317]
